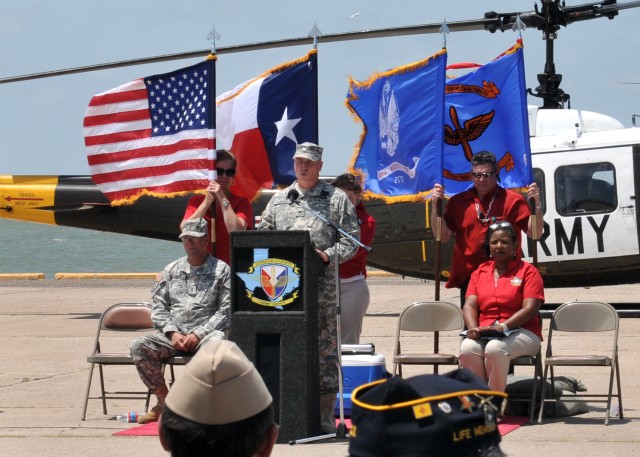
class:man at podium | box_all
[257,142,360,433]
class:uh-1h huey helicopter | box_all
[2,0,640,288]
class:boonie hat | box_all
[165,339,272,425]
[348,368,507,457]
[179,217,208,238]
[293,142,323,161]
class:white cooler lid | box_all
[341,353,386,366]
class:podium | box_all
[229,230,323,443]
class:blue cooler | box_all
[335,353,387,417]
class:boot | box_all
[137,384,169,424]
[320,393,337,434]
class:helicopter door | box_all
[525,145,639,262]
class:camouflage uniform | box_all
[258,181,359,394]
[131,255,230,390]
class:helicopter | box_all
[2,0,640,288]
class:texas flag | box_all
[216,50,318,200]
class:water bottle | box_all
[609,404,620,417]
[116,411,142,423]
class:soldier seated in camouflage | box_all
[131,217,231,424]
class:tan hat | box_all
[179,217,208,238]
[165,339,272,425]
[292,142,323,161]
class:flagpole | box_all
[528,197,538,267]
[207,26,219,254]
[434,19,448,302]
[309,23,321,142]
[434,198,443,301]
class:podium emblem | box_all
[261,264,288,300]
[236,258,301,307]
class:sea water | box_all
[0,218,183,279]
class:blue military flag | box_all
[443,41,532,196]
[346,49,447,202]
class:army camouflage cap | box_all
[179,217,208,238]
[165,339,272,425]
[348,368,507,457]
[293,142,323,161]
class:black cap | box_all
[348,369,507,457]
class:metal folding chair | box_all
[537,301,622,425]
[81,302,193,420]
[81,302,154,420]
[392,301,463,377]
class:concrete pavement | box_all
[1,277,639,456]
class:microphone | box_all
[286,188,300,204]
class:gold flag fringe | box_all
[345,49,447,203]
[109,189,203,207]
[217,50,317,106]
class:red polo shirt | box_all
[183,194,253,265]
[466,259,544,339]
[340,202,376,279]
[443,186,530,288]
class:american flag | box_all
[83,59,215,205]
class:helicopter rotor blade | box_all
[0,18,493,85]
[1,0,639,89]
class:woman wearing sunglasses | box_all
[459,221,544,392]
[181,149,253,265]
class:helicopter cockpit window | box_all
[533,168,545,213]
[555,163,617,215]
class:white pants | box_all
[459,327,541,392]
[339,278,370,344]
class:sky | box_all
[2,0,640,178]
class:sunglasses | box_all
[489,221,512,230]
[344,173,360,186]
[472,171,496,179]
[216,167,236,177]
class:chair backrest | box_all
[397,301,463,333]
[101,302,153,331]
[552,301,618,333]
[92,302,153,354]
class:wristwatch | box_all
[221,198,230,208]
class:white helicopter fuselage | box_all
[524,106,640,285]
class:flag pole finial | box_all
[207,24,221,54]
[513,14,526,40]
[439,18,449,50]
[308,22,323,49]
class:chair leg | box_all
[145,389,152,412]
[81,363,96,421]
[605,360,618,425]
[528,356,542,425]
[97,364,107,415]
[615,357,623,419]
[537,364,550,424]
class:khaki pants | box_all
[459,327,541,392]
[339,278,370,345]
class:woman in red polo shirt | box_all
[459,221,544,392]
[331,173,376,345]
[181,149,253,265]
